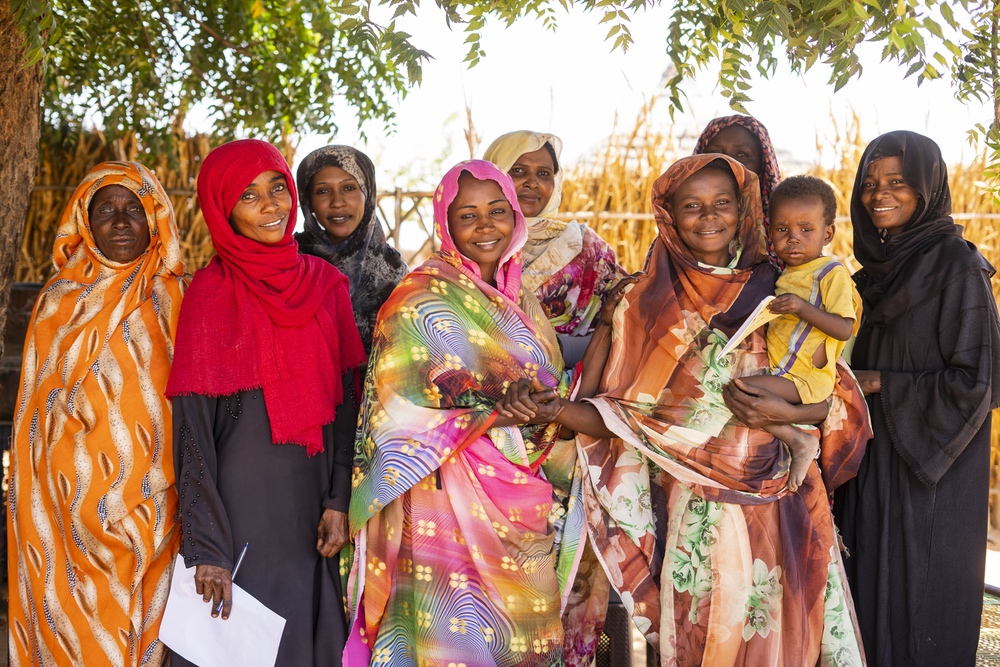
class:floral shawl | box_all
[578,154,871,665]
[9,162,185,666]
[347,160,596,666]
[483,130,626,336]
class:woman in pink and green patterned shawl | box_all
[346,160,598,666]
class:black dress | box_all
[170,376,356,667]
[835,266,999,666]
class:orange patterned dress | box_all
[8,162,186,666]
[578,154,872,666]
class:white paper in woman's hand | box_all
[160,554,286,667]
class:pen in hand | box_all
[216,542,249,616]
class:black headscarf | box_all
[851,130,993,326]
[295,146,408,355]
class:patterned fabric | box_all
[295,145,408,355]
[8,162,186,666]
[694,115,783,265]
[483,130,626,336]
[347,161,594,666]
[577,154,872,665]
[166,139,366,455]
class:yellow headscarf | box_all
[482,130,564,219]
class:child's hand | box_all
[768,294,808,315]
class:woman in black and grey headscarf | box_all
[296,146,408,355]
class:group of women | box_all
[6,116,999,667]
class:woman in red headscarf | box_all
[166,139,366,666]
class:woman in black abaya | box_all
[834,130,1000,666]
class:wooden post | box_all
[393,187,403,248]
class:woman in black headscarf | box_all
[834,130,1000,666]
[296,146,408,355]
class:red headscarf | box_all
[167,139,366,455]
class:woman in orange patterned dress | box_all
[501,154,872,666]
[8,162,186,666]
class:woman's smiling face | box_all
[447,172,515,283]
[667,167,740,267]
[859,155,920,237]
[308,165,366,243]
[229,170,293,244]
[507,146,556,218]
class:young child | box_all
[740,175,862,492]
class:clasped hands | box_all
[495,377,563,426]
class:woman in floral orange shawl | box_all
[483,131,627,353]
[8,162,186,666]
[523,154,871,666]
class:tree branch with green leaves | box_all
[11,0,1000,192]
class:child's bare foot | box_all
[785,429,819,493]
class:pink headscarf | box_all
[432,160,528,304]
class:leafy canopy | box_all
[15,0,432,148]
[13,0,1000,150]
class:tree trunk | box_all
[0,0,42,359]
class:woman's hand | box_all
[496,379,539,425]
[527,391,565,424]
[194,564,233,619]
[854,370,881,395]
[316,508,349,558]
[724,377,828,428]
[495,378,561,425]
[598,272,645,327]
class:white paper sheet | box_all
[160,554,286,667]
[717,295,781,357]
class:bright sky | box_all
[289,3,991,191]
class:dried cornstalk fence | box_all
[20,129,437,281]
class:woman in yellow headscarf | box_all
[8,161,186,666]
[483,131,626,364]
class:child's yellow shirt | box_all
[766,256,862,403]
